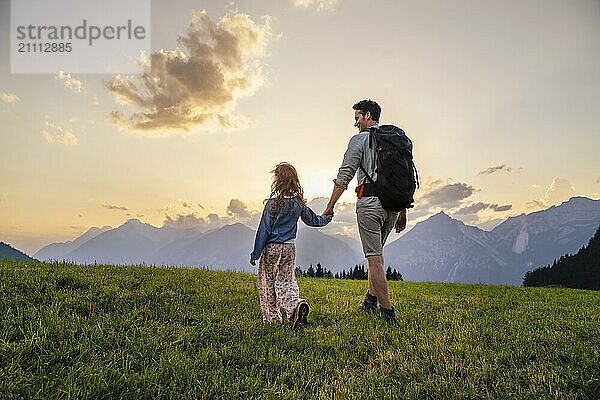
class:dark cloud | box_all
[453,202,512,215]
[478,164,513,176]
[453,202,490,215]
[101,204,129,211]
[104,9,273,133]
[417,181,477,209]
[489,204,512,212]
[227,198,251,219]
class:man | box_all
[323,99,407,325]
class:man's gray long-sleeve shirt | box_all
[334,129,382,209]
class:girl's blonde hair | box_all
[266,162,307,214]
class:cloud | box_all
[489,204,512,212]
[453,202,512,215]
[453,202,491,215]
[416,179,477,209]
[101,204,129,211]
[69,225,87,230]
[180,200,193,209]
[294,0,339,11]
[521,177,576,212]
[162,213,207,229]
[478,164,513,176]
[543,177,575,206]
[40,121,78,145]
[522,199,546,212]
[55,71,83,93]
[104,9,273,134]
[161,198,262,230]
[227,198,251,219]
[0,92,20,103]
[162,211,234,230]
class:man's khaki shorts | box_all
[356,207,399,257]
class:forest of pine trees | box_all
[295,263,403,281]
[522,225,600,290]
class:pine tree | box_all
[522,225,600,290]
[307,265,315,277]
[316,263,324,278]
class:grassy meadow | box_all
[1,259,599,399]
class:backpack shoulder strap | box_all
[358,128,377,184]
[359,164,375,184]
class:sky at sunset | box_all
[1,0,599,254]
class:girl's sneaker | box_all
[292,300,310,330]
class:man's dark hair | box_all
[352,99,381,122]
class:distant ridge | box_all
[34,225,112,260]
[0,242,37,261]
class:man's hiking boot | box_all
[292,300,310,330]
[358,292,378,314]
[379,306,397,326]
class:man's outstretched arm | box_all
[323,184,345,216]
[325,134,365,216]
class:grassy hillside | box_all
[1,260,599,399]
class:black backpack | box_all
[356,125,419,211]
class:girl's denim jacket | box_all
[250,197,328,260]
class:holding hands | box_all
[323,205,334,221]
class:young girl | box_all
[250,162,332,328]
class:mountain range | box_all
[31,196,600,285]
[385,196,600,285]
[34,220,363,273]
